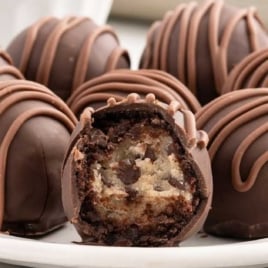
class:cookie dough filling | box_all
[73,113,201,246]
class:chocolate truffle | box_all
[7,16,130,101]
[0,80,77,236]
[67,69,201,117]
[140,0,268,105]
[62,93,212,246]
[222,48,268,93]
[196,89,268,239]
[0,50,24,80]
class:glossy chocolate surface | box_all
[67,69,201,117]
[62,94,212,246]
[0,80,77,236]
[7,17,130,101]
[196,89,268,238]
[140,0,268,105]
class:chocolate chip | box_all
[117,160,141,185]
[154,185,164,191]
[125,186,138,201]
[100,170,113,187]
[168,176,186,190]
[144,146,157,161]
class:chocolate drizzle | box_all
[7,16,130,101]
[0,50,24,80]
[222,48,268,92]
[67,69,201,117]
[140,0,268,104]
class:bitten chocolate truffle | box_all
[62,93,212,246]
[222,48,268,93]
[140,0,268,105]
[67,69,201,117]
[0,80,77,236]
[7,16,130,101]
[0,50,24,80]
[196,89,268,239]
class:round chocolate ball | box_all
[7,16,130,101]
[222,48,268,93]
[62,93,212,246]
[0,80,77,236]
[196,89,268,239]
[67,69,201,117]
[140,0,268,105]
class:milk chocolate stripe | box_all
[208,0,223,92]
[247,8,259,51]
[181,109,197,147]
[177,2,196,84]
[209,104,268,160]
[222,49,268,93]
[187,0,214,94]
[141,21,160,69]
[204,98,268,147]
[232,124,268,192]
[37,17,89,85]
[0,108,74,228]
[71,93,124,114]
[160,4,186,71]
[0,81,77,124]
[19,17,53,73]
[134,69,201,112]
[248,62,268,87]
[0,51,12,65]
[0,92,76,128]
[152,11,173,69]
[105,48,130,72]
[0,66,24,79]
[72,26,118,91]
[216,10,249,91]
[71,83,178,106]
[196,89,268,126]
[68,71,181,106]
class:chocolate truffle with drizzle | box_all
[0,80,77,236]
[62,93,212,246]
[140,0,268,105]
[196,89,268,239]
[67,69,201,117]
[7,16,130,101]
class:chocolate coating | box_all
[7,17,130,101]
[0,80,77,236]
[0,50,24,80]
[67,69,201,117]
[196,89,268,239]
[222,48,268,93]
[62,93,212,246]
[140,0,268,105]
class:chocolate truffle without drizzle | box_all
[62,93,212,246]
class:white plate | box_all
[0,223,268,268]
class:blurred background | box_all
[110,0,268,24]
